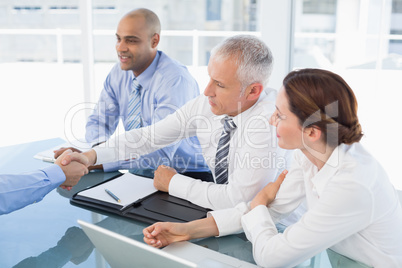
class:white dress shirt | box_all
[209,143,402,267]
[94,89,295,215]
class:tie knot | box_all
[223,117,237,133]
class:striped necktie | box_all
[215,117,237,184]
[126,78,142,130]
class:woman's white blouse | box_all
[209,143,402,267]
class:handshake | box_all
[53,147,97,191]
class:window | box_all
[393,0,402,12]
[0,0,258,147]
[293,0,402,189]
[303,0,337,14]
[1,0,399,190]
[0,0,84,145]
[206,0,222,21]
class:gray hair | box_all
[210,35,274,93]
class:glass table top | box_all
[0,138,370,268]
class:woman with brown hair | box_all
[143,69,402,267]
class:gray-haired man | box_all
[64,35,302,227]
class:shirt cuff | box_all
[93,147,116,165]
[40,165,66,187]
[102,161,121,172]
[208,202,250,237]
[241,205,276,241]
[169,174,192,199]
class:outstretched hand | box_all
[55,150,89,191]
[143,222,190,248]
[59,151,90,166]
[54,147,82,159]
[55,147,103,171]
[250,170,288,210]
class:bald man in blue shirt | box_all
[55,8,210,179]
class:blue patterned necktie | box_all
[126,78,142,130]
[215,117,237,184]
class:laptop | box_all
[78,220,258,268]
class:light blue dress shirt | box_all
[86,51,209,173]
[0,165,65,215]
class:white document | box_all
[77,173,157,208]
[34,139,91,163]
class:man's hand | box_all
[153,165,177,192]
[54,147,82,159]
[55,150,89,190]
[143,222,191,248]
[57,149,97,168]
[250,170,287,210]
[55,147,103,171]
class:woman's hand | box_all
[143,222,190,248]
[143,217,219,248]
[250,170,288,210]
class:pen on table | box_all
[105,188,121,203]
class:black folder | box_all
[70,173,211,224]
